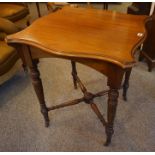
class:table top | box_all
[6,6,147,68]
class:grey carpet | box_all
[0,3,155,152]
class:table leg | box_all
[104,88,119,146]
[122,68,132,101]
[29,60,50,127]
[16,45,28,72]
[71,61,77,89]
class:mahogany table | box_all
[6,6,147,146]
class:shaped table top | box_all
[6,6,147,68]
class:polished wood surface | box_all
[7,6,147,68]
[6,6,148,146]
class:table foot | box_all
[29,60,50,127]
[41,107,50,127]
[104,124,114,146]
[104,88,119,146]
[104,139,111,146]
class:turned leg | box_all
[104,88,119,146]
[29,60,49,127]
[122,68,132,101]
[71,60,78,89]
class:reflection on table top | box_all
[7,6,147,68]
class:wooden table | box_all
[6,6,147,146]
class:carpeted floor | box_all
[0,3,155,152]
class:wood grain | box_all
[6,6,147,68]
